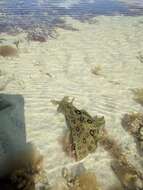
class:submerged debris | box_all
[61,165,101,190]
[0,143,44,190]
[0,78,13,91]
[26,29,48,42]
[59,130,75,159]
[57,24,79,32]
[14,40,20,49]
[108,80,120,85]
[99,129,143,189]
[79,15,98,24]
[0,45,18,57]
[45,72,53,78]
[11,145,43,190]
[0,38,20,49]
[26,27,58,43]
[132,88,143,106]
[52,18,79,32]
[122,113,143,154]
[111,159,143,190]
[109,185,123,190]
[0,96,11,110]
[136,51,143,63]
[99,128,125,160]
[0,72,14,91]
[70,172,101,190]
[52,96,105,161]
[91,65,102,76]
[27,32,47,42]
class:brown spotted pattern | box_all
[52,96,105,161]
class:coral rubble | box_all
[61,165,101,190]
[122,113,143,154]
[99,128,143,189]
[99,128,125,160]
[111,159,143,190]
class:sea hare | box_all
[52,96,105,161]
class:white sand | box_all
[0,15,143,189]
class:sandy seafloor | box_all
[0,15,143,189]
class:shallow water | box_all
[0,1,143,190]
[0,0,143,33]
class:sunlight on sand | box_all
[0,15,143,190]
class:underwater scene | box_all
[0,0,143,189]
